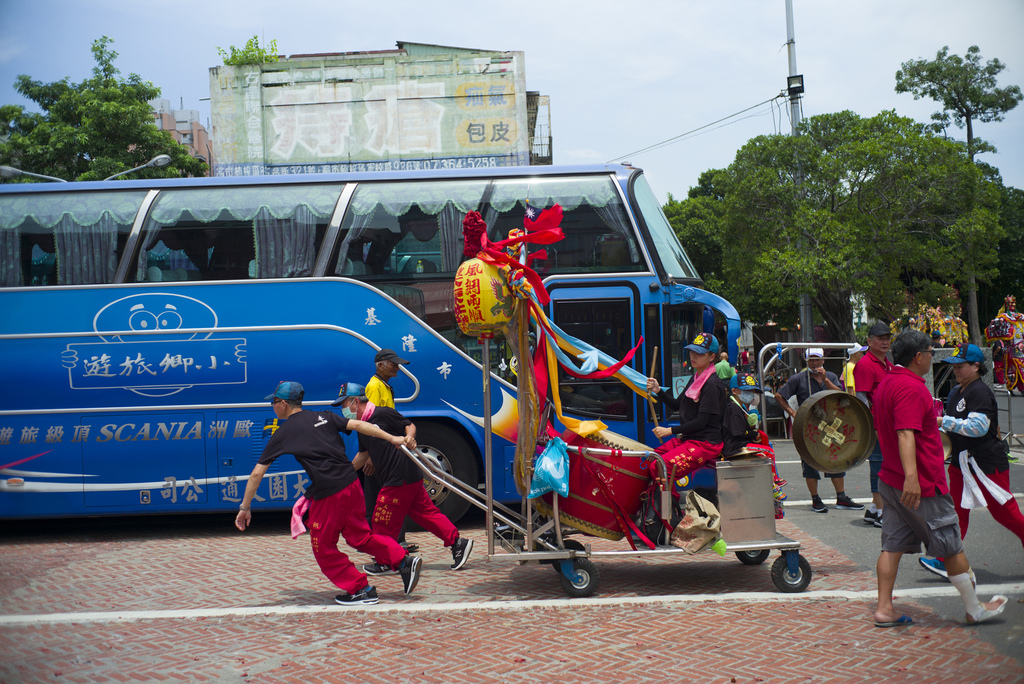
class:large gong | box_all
[793,390,875,474]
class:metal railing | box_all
[996,388,1024,453]
[756,341,862,437]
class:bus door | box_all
[658,304,708,404]
[82,413,207,508]
[654,303,719,490]
[547,284,643,442]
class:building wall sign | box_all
[209,49,531,177]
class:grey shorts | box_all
[878,481,964,557]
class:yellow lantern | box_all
[453,258,514,336]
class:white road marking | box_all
[782,494,1024,507]
[1,583,1020,625]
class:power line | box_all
[607,94,787,163]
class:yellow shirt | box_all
[365,374,395,408]
[843,361,856,393]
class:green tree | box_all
[0,36,206,182]
[720,110,1000,343]
[980,183,1024,324]
[217,35,279,66]
[663,169,799,326]
[895,45,1022,343]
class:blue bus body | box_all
[0,164,737,519]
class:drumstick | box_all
[647,346,662,442]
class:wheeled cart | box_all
[405,444,811,598]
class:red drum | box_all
[534,429,653,541]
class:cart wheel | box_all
[558,558,600,598]
[551,539,586,572]
[771,554,812,593]
[735,549,770,566]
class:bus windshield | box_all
[630,174,699,280]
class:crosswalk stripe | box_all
[2,582,1020,626]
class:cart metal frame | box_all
[399,336,811,597]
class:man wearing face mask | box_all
[334,383,474,575]
[775,348,864,513]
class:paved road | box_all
[2,398,1023,682]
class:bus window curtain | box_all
[592,203,640,263]
[0,228,21,286]
[254,206,317,278]
[438,201,462,272]
[55,214,117,285]
[335,206,378,275]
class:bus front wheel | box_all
[416,423,478,523]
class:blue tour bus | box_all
[0,163,739,520]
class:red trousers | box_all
[308,480,407,593]
[654,438,722,479]
[373,481,458,550]
[948,466,1024,552]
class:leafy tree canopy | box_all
[895,45,1022,160]
[0,36,207,182]
[980,182,1024,321]
[217,35,279,66]
[895,45,1021,342]
[665,110,1003,343]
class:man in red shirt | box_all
[854,322,893,527]
[871,331,1007,627]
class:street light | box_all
[0,166,68,182]
[787,74,805,97]
[103,154,172,181]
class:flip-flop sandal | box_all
[966,595,1008,625]
[874,615,914,628]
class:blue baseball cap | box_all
[683,332,719,355]
[730,372,762,392]
[265,381,304,402]
[943,343,984,364]
[330,382,366,406]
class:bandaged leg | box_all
[950,571,1008,624]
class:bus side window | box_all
[136,185,340,282]
[331,179,488,279]
[484,176,643,274]
[0,190,144,287]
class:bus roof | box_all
[0,163,642,195]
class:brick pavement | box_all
[2,513,1022,683]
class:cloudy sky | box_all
[2,0,1022,201]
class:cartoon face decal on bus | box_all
[61,293,247,397]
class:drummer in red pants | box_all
[918,343,1024,579]
[646,332,727,480]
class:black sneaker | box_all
[362,562,398,576]
[836,494,865,511]
[400,541,420,554]
[450,537,474,571]
[863,509,882,526]
[335,585,379,606]
[399,554,422,595]
[811,496,828,513]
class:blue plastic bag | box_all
[527,437,569,499]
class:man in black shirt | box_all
[333,383,474,574]
[234,381,422,606]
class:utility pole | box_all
[785,0,813,342]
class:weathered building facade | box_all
[208,41,551,177]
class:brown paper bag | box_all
[670,490,722,554]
